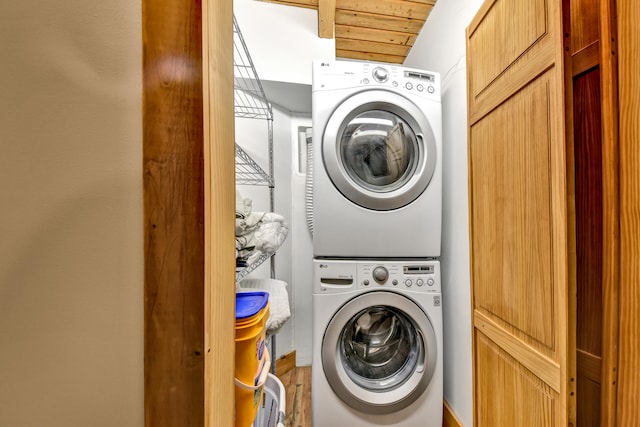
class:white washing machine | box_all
[312,60,442,258]
[312,259,443,426]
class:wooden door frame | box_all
[599,0,619,425]
[614,0,640,424]
[143,0,235,426]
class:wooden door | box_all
[466,0,576,425]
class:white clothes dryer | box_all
[312,259,443,426]
[312,60,442,258]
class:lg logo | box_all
[319,264,328,268]
[320,62,330,67]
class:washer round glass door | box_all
[323,90,437,210]
[322,291,438,414]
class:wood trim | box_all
[571,40,600,76]
[474,311,562,392]
[555,2,576,422]
[465,21,477,427]
[203,1,236,426]
[562,2,578,424]
[318,0,336,38]
[443,401,464,427]
[275,350,297,377]
[577,349,602,383]
[599,0,620,425]
[615,0,640,424]
[143,0,206,425]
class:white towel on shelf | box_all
[235,191,253,219]
[237,278,291,336]
[253,213,288,253]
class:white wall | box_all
[234,0,335,85]
[0,1,143,426]
[404,1,484,425]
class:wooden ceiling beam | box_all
[318,0,336,38]
[336,9,425,33]
[335,24,417,46]
[261,0,318,9]
[336,38,411,56]
[336,0,433,20]
[336,49,405,64]
[260,0,439,64]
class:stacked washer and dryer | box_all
[311,60,444,426]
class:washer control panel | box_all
[314,259,441,293]
[358,261,440,293]
[313,60,440,101]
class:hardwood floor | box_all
[277,366,312,427]
[276,366,457,427]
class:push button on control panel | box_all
[405,82,414,90]
[416,279,424,287]
[427,278,435,286]
[427,85,435,94]
[404,279,413,287]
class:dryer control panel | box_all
[312,60,441,102]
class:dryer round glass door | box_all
[323,90,437,210]
[321,291,438,414]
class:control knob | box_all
[372,266,389,284]
[372,67,389,83]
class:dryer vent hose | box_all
[304,129,314,237]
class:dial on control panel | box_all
[372,266,389,284]
[372,67,389,83]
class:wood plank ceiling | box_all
[262,0,436,64]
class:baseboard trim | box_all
[275,350,296,377]
[443,400,464,427]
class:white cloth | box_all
[236,212,264,236]
[236,191,252,219]
[237,278,291,335]
[253,213,288,253]
[236,212,288,261]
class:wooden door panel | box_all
[468,0,547,98]
[467,0,574,425]
[476,333,557,426]
[470,72,554,352]
[468,0,555,123]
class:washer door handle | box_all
[415,328,426,374]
